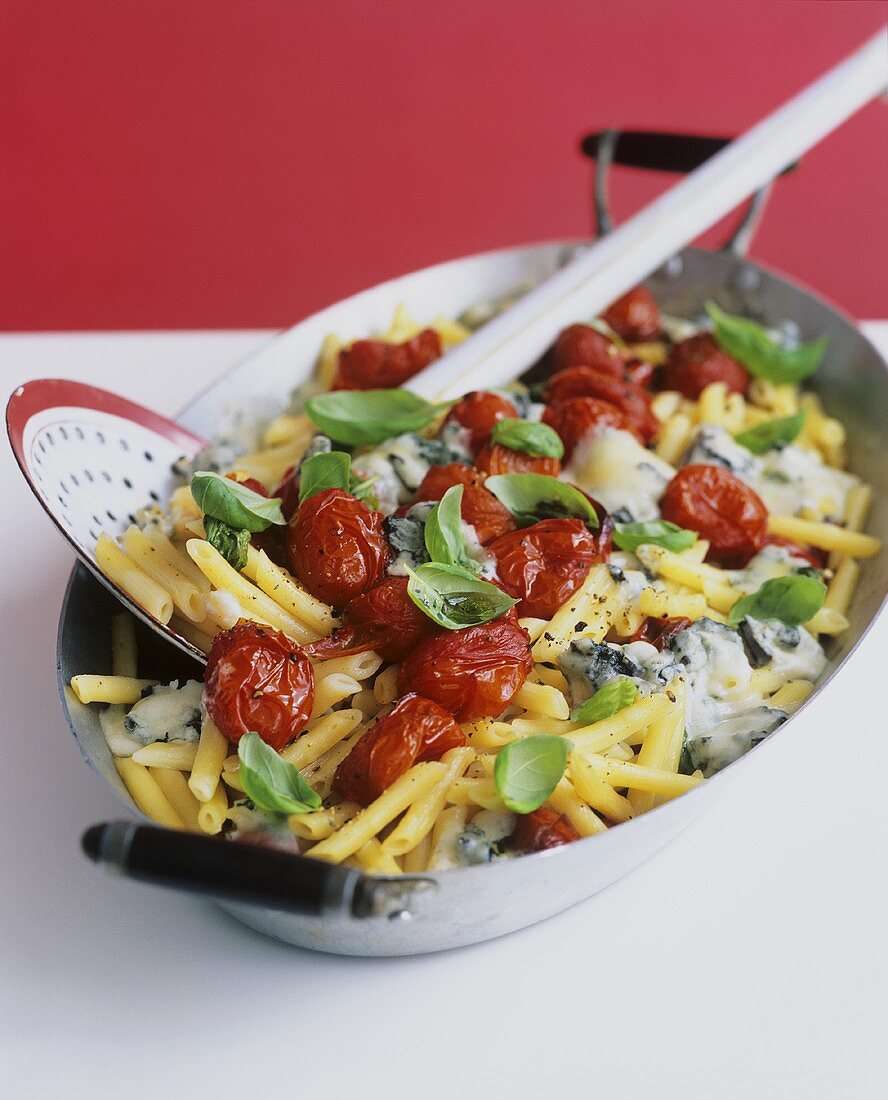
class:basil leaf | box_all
[424,485,480,574]
[485,473,599,529]
[204,516,250,572]
[305,389,451,446]
[349,473,378,504]
[613,520,696,555]
[706,301,828,385]
[734,410,806,455]
[494,734,570,814]
[570,677,638,724]
[191,471,285,532]
[299,451,351,503]
[490,418,564,460]
[727,574,826,629]
[237,731,322,814]
[406,562,518,630]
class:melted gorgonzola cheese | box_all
[566,427,675,522]
[352,434,465,514]
[122,680,203,745]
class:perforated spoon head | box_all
[7,379,210,663]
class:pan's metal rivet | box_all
[733,266,762,292]
[661,255,683,278]
[388,909,413,922]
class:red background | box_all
[1,0,886,331]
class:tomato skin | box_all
[624,358,655,389]
[398,614,533,721]
[661,333,749,398]
[511,807,580,853]
[546,323,625,377]
[343,576,435,661]
[542,396,639,458]
[488,518,608,619]
[475,441,561,478]
[287,488,390,606]
[333,693,467,806]
[761,535,827,570]
[443,390,519,454]
[601,285,661,342]
[203,622,314,750]
[629,615,692,651]
[334,328,443,390]
[414,462,517,545]
[661,464,768,567]
[543,368,658,442]
[271,464,301,521]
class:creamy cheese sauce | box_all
[565,427,675,521]
[352,433,465,514]
[122,680,203,745]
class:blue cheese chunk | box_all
[566,428,675,522]
[352,433,466,514]
[122,680,203,745]
[737,618,826,680]
[753,444,858,520]
[172,440,245,482]
[683,424,758,479]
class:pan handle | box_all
[580,129,799,256]
[82,821,436,920]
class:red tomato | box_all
[629,616,692,651]
[624,358,655,388]
[474,441,561,478]
[398,614,533,721]
[203,621,314,750]
[343,576,434,661]
[334,328,443,390]
[542,396,639,459]
[543,368,658,442]
[488,518,609,619]
[546,323,625,377]
[333,693,467,806]
[225,473,269,497]
[271,464,301,521]
[762,535,827,570]
[661,465,768,567]
[661,333,749,398]
[443,390,519,454]
[511,807,580,853]
[414,462,517,545]
[601,285,661,342]
[287,488,390,606]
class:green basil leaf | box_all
[305,389,451,446]
[406,562,518,630]
[727,574,826,629]
[570,677,638,724]
[490,418,564,460]
[424,485,480,574]
[191,471,285,532]
[734,410,806,455]
[485,473,599,529]
[298,451,352,503]
[237,731,323,815]
[349,473,378,504]
[493,734,570,814]
[706,301,828,385]
[613,520,697,555]
[204,516,250,572]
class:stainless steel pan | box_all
[56,133,888,954]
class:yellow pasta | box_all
[115,758,184,829]
[548,777,606,836]
[698,381,729,426]
[96,533,174,623]
[354,839,402,875]
[629,679,687,815]
[131,740,199,770]
[311,672,362,719]
[311,650,382,682]
[243,548,337,636]
[149,767,202,831]
[290,801,361,841]
[122,525,207,622]
[373,663,401,706]
[197,781,229,835]
[770,679,815,712]
[766,515,880,557]
[638,587,709,621]
[71,674,157,705]
[655,412,695,464]
[569,754,634,823]
[315,332,343,389]
[578,753,702,799]
[188,714,229,803]
[824,556,859,617]
[513,680,570,720]
[570,692,675,755]
[281,709,364,770]
[382,747,474,856]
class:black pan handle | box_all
[82,821,435,919]
[580,129,799,255]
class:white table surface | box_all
[1,328,885,1099]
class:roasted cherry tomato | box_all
[226,473,268,497]
[601,285,661,342]
[203,621,314,750]
[624,358,655,389]
[542,396,639,459]
[660,333,749,398]
[511,807,580,853]
[629,615,692,651]
[414,462,517,545]
[287,488,390,606]
[443,390,519,454]
[762,535,827,570]
[333,693,467,805]
[271,464,301,521]
[543,368,658,442]
[334,328,443,390]
[474,441,561,478]
[661,464,768,567]
[343,576,434,661]
[398,613,533,721]
[545,323,625,377]
[488,518,608,619]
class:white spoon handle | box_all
[408,28,887,401]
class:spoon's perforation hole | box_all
[101,471,111,483]
[59,426,68,440]
[70,474,80,487]
[144,450,154,462]
[75,426,85,440]
[123,477,133,489]
[120,439,129,452]
[106,510,117,523]
[96,431,105,444]
[83,469,94,482]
